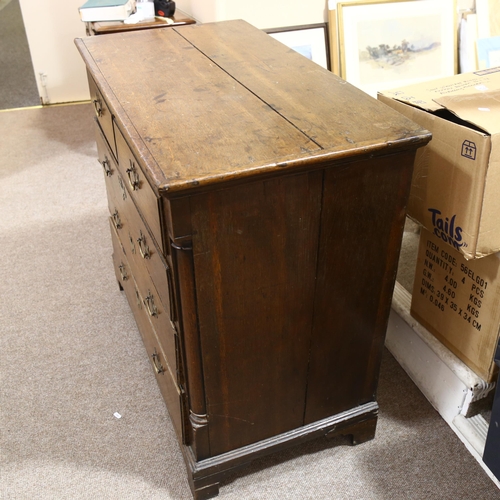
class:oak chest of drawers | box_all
[76,20,431,499]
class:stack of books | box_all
[79,0,136,22]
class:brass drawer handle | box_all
[128,233,136,254]
[93,98,103,117]
[137,231,151,259]
[111,209,122,230]
[118,175,127,200]
[144,290,158,317]
[118,263,128,281]
[100,156,112,177]
[126,160,140,190]
[151,348,165,374]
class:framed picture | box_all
[328,7,340,75]
[337,0,457,96]
[266,24,330,70]
[476,36,500,70]
[476,0,500,42]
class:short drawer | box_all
[96,123,130,226]
[111,244,183,441]
[114,124,163,252]
[88,74,116,158]
[110,220,178,380]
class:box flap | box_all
[379,68,500,129]
[434,91,500,135]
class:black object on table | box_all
[483,340,500,480]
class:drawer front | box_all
[120,193,174,322]
[97,123,175,323]
[111,243,183,441]
[96,123,130,226]
[88,75,116,158]
[110,220,178,382]
[114,124,163,252]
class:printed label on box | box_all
[411,229,500,381]
[417,238,485,332]
[461,140,477,160]
[428,209,465,251]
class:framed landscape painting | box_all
[337,0,456,96]
[266,24,330,70]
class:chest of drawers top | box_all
[75,20,430,197]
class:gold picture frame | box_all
[336,0,457,96]
[328,8,340,75]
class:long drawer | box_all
[96,123,175,320]
[110,219,178,383]
[114,123,164,252]
[110,221,183,441]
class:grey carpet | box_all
[1,103,499,499]
[0,0,40,109]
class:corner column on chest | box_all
[164,195,211,461]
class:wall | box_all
[19,0,89,104]
[18,0,478,104]
[18,0,327,105]
[175,0,327,29]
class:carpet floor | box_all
[1,103,499,499]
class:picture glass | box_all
[269,27,329,69]
[477,36,500,69]
[341,0,455,96]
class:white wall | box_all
[18,0,326,105]
[18,0,476,104]
[19,0,89,104]
[175,0,327,29]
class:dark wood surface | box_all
[189,171,323,457]
[76,20,430,195]
[305,153,415,423]
[76,20,431,499]
[86,9,195,35]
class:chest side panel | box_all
[189,171,323,456]
[305,151,415,423]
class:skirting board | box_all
[387,282,500,488]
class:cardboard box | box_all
[411,227,500,382]
[378,68,500,260]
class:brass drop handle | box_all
[137,231,150,259]
[111,209,122,230]
[93,98,103,117]
[129,233,136,254]
[151,349,165,374]
[126,160,140,191]
[144,290,158,317]
[118,175,127,200]
[100,156,112,176]
[118,263,128,281]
